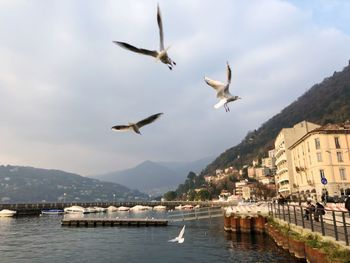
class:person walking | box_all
[345,194,350,216]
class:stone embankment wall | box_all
[224,206,349,263]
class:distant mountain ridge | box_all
[201,61,350,177]
[0,165,147,203]
[93,156,215,196]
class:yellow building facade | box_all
[290,123,350,200]
[274,121,320,196]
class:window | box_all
[316,152,322,162]
[334,137,341,149]
[340,168,346,181]
[320,169,325,179]
[309,155,312,165]
[307,142,310,153]
[315,138,320,149]
[337,152,343,162]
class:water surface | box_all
[0,211,304,263]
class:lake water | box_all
[0,211,305,263]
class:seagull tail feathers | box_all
[214,99,226,109]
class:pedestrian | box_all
[314,202,325,222]
[345,194,350,216]
[304,198,315,220]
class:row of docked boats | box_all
[0,204,198,217]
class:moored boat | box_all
[64,206,88,214]
[41,209,64,215]
[0,209,16,217]
[153,205,167,210]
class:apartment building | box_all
[274,121,320,196]
[289,122,350,200]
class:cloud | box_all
[1,0,350,175]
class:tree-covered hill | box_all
[0,165,147,203]
[172,61,350,198]
[202,61,350,176]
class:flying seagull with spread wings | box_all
[204,62,241,112]
[113,4,176,70]
[168,225,185,244]
[111,113,163,135]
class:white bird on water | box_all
[111,113,163,135]
[113,4,176,70]
[168,225,185,244]
[204,62,241,112]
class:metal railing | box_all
[268,202,350,246]
[167,206,224,222]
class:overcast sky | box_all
[1,0,350,176]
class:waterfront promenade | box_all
[269,202,350,246]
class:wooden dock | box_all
[61,218,168,227]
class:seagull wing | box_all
[157,4,164,51]
[168,238,178,242]
[111,125,133,132]
[178,225,185,239]
[226,62,232,84]
[204,77,225,91]
[113,41,158,58]
[136,113,163,128]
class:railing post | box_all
[332,211,338,241]
[282,204,286,221]
[310,211,314,232]
[287,205,291,223]
[320,213,325,236]
[301,206,305,228]
[342,212,349,246]
[293,206,297,225]
[278,203,281,218]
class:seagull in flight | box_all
[168,225,185,244]
[111,113,163,135]
[113,4,176,70]
[204,62,241,112]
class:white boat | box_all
[0,209,16,217]
[64,206,88,214]
[86,207,98,213]
[117,206,130,211]
[153,205,167,210]
[175,205,183,210]
[41,209,64,215]
[130,205,152,211]
[107,206,118,212]
[94,207,107,213]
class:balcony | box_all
[277,167,288,176]
[275,146,286,159]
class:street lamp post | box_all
[113,194,116,204]
[63,193,66,203]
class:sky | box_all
[1,0,350,176]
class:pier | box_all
[61,218,168,227]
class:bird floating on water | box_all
[111,113,163,135]
[168,225,185,243]
[204,62,241,112]
[113,4,176,70]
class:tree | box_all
[163,191,177,201]
[196,189,210,201]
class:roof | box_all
[289,121,350,150]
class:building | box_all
[247,167,256,178]
[262,156,276,169]
[255,167,271,179]
[274,121,321,196]
[289,122,350,200]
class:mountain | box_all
[93,156,215,196]
[0,165,147,203]
[202,61,350,176]
[174,60,350,195]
